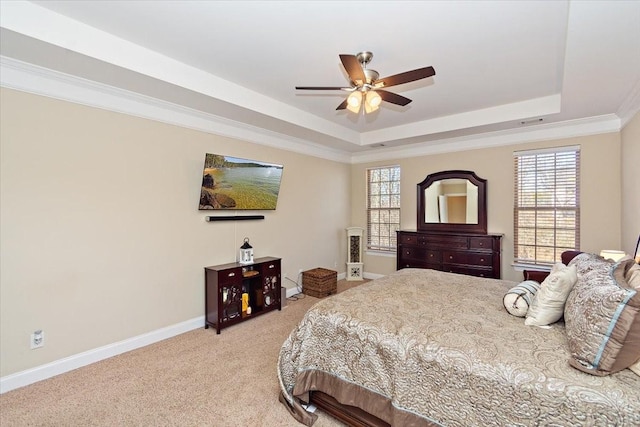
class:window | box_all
[367,166,401,252]
[514,146,580,267]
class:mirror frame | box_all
[417,170,487,234]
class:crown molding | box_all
[350,114,621,164]
[1,55,626,166]
[0,56,351,164]
[617,77,640,128]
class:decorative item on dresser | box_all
[397,170,502,278]
[204,257,281,334]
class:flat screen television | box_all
[199,153,284,210]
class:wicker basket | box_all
[302,268,337,298]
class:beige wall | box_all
[1,86,635,379]
[621,112,640,257]
[352,132,623,282]
[0,89,350,376]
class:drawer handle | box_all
[228,272,235,277]
[449,255,453,260]
[429,254,433,258]
[268,264,275,269]
[479,242,484,246]
[480,258,485,262]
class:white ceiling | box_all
[1,1,639,162]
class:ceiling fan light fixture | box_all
[366,91,382,108]
[346,91,362,113]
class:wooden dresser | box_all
[397,230,502,279]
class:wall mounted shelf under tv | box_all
[205,215,265,222]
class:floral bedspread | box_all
[278,268,640,426]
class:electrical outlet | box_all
[30,330,44,349]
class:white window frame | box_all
[513,145,580,270]
[366,166,401,253]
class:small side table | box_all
[523,270,550,283]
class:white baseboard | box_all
[1,272,378,394]
[285,286,301,298]
[0,316,204,394]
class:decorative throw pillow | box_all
[624,261,640,290]
[524,263,577,327]
[503,280,541,317]
[624,261,640,377]
[564,254,640,376]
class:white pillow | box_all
[525,263,577,327]
[503,280,541,317]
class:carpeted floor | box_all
[0,279,369,426]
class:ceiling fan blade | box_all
[336,99,348,110]
[339,54,366,85]
[377,90,412,106]
[376,66,435,88]
[296,86,347,90]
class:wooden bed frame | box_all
[309,251,584,427]
[310,391,390,427]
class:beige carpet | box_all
[0,280,368,426]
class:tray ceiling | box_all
[1,1,639,162]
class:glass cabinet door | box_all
[261,262,280,308]
[221,283,242,322]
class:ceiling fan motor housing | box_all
[364,69,379,86]
[356,51,374,66]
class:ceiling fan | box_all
[296,51,435,114]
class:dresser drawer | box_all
[399,234,416,245]
[398,260,431,269]
[469,236,494,250]
[443,251,493,267]
[442,250,468,264]
[425,235,468,249]
[467,252,493,266]
[447,265,494,278]
[400,247,442,262]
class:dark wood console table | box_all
[204,257,281,334]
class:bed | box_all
[277,253,640,426]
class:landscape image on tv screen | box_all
[199,153,284,210]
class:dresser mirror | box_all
[417,170,487,234]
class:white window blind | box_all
[367,166,400,252]
[514,146,580,266]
